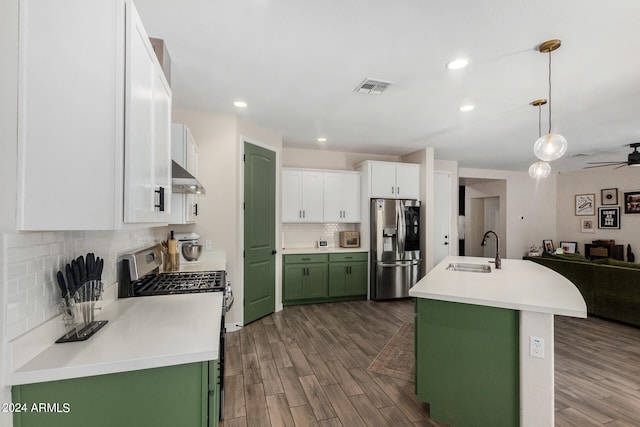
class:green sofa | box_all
[524,254,640,327]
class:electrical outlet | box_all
[205,240,213,251]
[530,336,545,358]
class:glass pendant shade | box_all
[529,161,551,178]
[533,133,568,161]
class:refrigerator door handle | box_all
[378,261,419,267]
[397,201,406,258]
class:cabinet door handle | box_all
[391,186,394,194]
[397,186,400,194]
[194,203,198,216]
[155,186,165,211]
[303,210,306,218]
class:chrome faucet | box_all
[481,230,501,269]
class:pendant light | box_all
[533,39,567,162]
[529,99,552,178]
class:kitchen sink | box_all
[446,262,491,273]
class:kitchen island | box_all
[409,256,586,427]
[8,292,222,426]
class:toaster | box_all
[339,231,360,248]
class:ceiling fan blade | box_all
[583,164,624,169]
[586,161,626,165]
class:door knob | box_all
[271,249,277,255]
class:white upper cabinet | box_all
[124,3,172,223]
[368,161,420,199]
[283,168,361,223]
[16,0,171,230]
[282,169,324,222]
[323,172,361,223]
[170,124,199,225]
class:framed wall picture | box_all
[601,188,618,205]
[581,218,595,233]
[624,191,640,214]
[575,193,595,216]
[543,240,554,253]
[598,206,621,229]
[559,241,577,254]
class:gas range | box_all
[118,244,233,310]
[133,270,226,296]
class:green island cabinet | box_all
[414,298,519,427]
[12,360,220,427]
[283,252,367,305]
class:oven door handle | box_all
[224,283,234,312]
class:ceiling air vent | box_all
[354,78,394,95]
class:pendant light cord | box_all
[547,50,552,134]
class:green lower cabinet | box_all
[12,361,219,427]
[283,254,329,304]
[283,252,367,305]
[415,298,519,427]
[328,263,367,296]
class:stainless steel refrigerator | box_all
[370,199,421,300]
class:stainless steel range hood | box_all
[172,161,206,194]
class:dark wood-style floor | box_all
[222,299,640,427]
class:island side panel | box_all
[519,310,554,427]
[415,298,519,427]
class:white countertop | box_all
[8,292,222,386]
[409,256,586,318]
[282,247,367,255]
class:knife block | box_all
[56,280,108,343]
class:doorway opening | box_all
[459,178,506,258]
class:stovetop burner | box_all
[134,270,226,296]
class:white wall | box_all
[555,167,640,258]
[459,168,557,259]
[171,110,283,327]
[283,147,399,170]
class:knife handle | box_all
[56,271,68,298]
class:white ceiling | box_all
[134,0,640,172]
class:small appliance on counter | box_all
[339,231,360,248]
[175,232,203,263]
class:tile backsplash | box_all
[3,228,166,341]
[282,223,360,249]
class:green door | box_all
[243,142,276,325]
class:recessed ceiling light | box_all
[233,101,247,108]
[317,137,327,142]
[458,104,475,112]
[446,58,470,70]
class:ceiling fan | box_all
[584,143,640,169]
